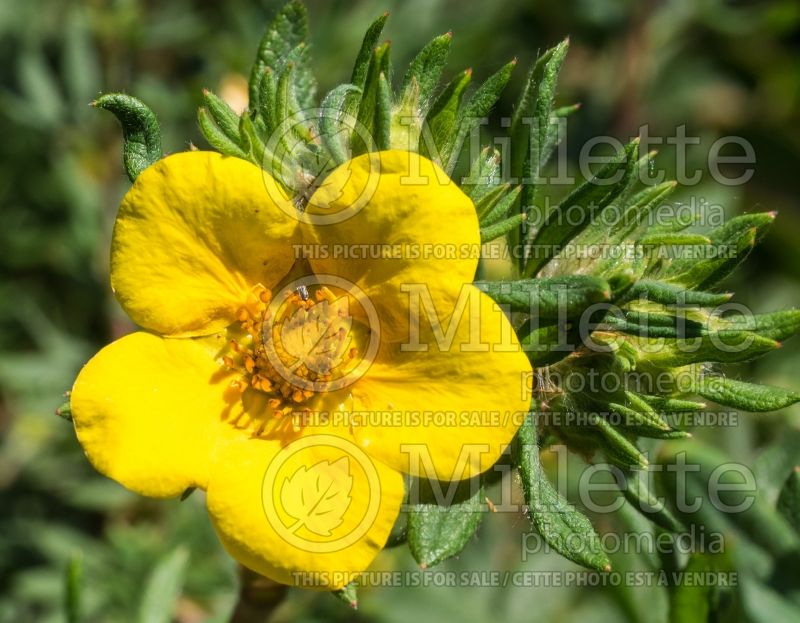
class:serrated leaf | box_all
[695,376,800,412]
[514,414,611,571]
[407,477,483,568]
[476,275,610,319]
[138,547,189,623]
[93,93,162,181]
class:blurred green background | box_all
[1,0,799,621]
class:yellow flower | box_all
[71,149,532,589]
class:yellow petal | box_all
[303,150,479,341]
[112,151,299,337]
[206,432,404,589]
[71,332,231,497]
[349,287,532,480]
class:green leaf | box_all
[668,553,717,623]
[724,309,800,342]
[482,186,522,227]
[332,582,358,609]
[592,415,649,469]
[639,394,707,414]
[640,332,779,367]
[480,213,526,243]
[65,554,82,623]
[637,233,711,246]
[514,414,611,571]
[421,69,472,164]
[777,468,800,536]
[476,275,610,319]
[620,280,731,307]
[319,84,360,165]
[604,181,678,245]
[201,89,242,147]
[92,93,162,182]
[446,59,516,173]
[138,547,189,623]
[695,376,800,412]
[462,146,500,201]
[407,477,483,568]
[198,108,248,159]
[350,12,389,91]
[375,72,392,151]
[401,32,452,111]
[621,469,684,532]
[523,139,639,277]
[352,42,390,155]
[248,0,310,111]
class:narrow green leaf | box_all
[198,108,248,159]
[257,67,278,133]
[668,553,717,623]
[319,84,360,165]
[482,186,522,227]
[401,32,452,110]
[65,554,82,623]
[248,0,309,110]
[407,477,483,568]
[332,582,358,609]
[92,93,162,181]
[350,12,389,90]
[523,139,639,277]
[476,275,610,318]
[138,547,189,623]
[622,469,684,532]
[352,42,390,155]
[639,394,707,414]
[637,233,711,247]
[201,89,242,147]
[724,310,800,342]
[777,468,800,536]
[480,213,526,243]
[375,72,392,150]
[447,59,517,173]
[641,332,779,366]
[695,376,800,412]
[621,280,731,307]
[514,414,611,571]
[421,68,473,165]
[592,415,649,469]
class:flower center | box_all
[220,283,359,433]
